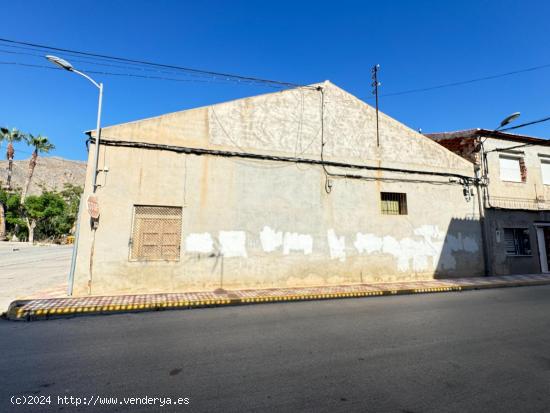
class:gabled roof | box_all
[425,128,549,145]
[86,81,477,174]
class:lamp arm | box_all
[72,69,101,89]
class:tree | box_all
[0,127,25,190]
[0,189,25,240]
[20,134,54,205]
[24,192,66,244]
[59,183,83,234]
[0,190,6,240]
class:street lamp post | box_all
[46,55,103,296]
[47,55,103,192]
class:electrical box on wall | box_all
[495,229,501,243]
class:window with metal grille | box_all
[503,228,532,256]
[130,206,182,261]
[380,192,407,215]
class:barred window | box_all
[503,228,531,256]
[130,206,182,261]
[381,192,407,215]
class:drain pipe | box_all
[475,147,491,277]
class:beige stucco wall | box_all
[72,82,484,295]
[483,137,550,204]
[477,137,550,275]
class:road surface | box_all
[0,242,70,312]
[1,285,550,412]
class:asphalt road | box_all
[0,243,71,312]
[1,286,550,413]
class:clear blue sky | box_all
[1,0,549,161]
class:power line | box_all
[500,115,550,131]
[379,63,550,98]
[0,46,288,87]
[0,47,217,79]
[0,37,307,89]
[2,37,550,104]
[0,60,249,85]
[2,37,550,99]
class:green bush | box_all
[0,183,83,242]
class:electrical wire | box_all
[0,37,310,89]
[378,63,550,98]
[479,116,550,154]
[318,86,333,193]
[0,45,300,90]
[500,115,550,132]
[0,47,231,81]
[92,136,476,182]
[3,37,550,99]
[0,60,225,84]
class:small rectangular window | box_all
[503,228,531,256]
[499,155,526,183]
[130,205,182,261]
[381,192,407,215]
[541,160,550,185]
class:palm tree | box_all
[0,127,25,190]
[20,134,55,205]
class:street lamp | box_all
[46,55,103,192]
[495,112,520,131]
[46,55,104,296]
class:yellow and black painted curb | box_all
[4,279,550,321]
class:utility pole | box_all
[371,64,381,147]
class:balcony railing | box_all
[487,196,550,211]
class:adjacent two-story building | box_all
[70,81,485,296]
[427,129,550,275]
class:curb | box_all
[4,278,550,321]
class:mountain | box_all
[0,156,86,195]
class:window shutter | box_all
[499,156,522,182]
[131,206,182,261]
[541,161,550,185]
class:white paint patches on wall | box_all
[327,229,346,261]
[414,225,444,240]
[260,226,283,252]
[283,232,313,255]
[185,233,214,253]
[354,226,479,272]
[354,233,383,254]
[219,231,248,257]
[462,236,479,253]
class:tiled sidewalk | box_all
[6,273,550,320]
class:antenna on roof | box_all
[371,64,381,147]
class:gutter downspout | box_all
[475,166,490,277]
[477,139,491,276]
